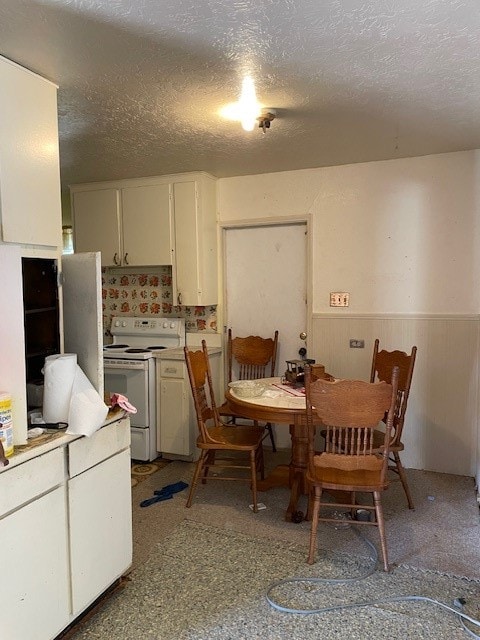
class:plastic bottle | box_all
[0,393,14,457]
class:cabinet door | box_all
[72,189,122,266]
[160,377,190,456]
[0,57,62,246]
[172,181,200,305]
[0,485,70,640]
[173,178,218,306]
[69,449,132,615]
[0,245,27,444]
[121,183,173,266]
[62,251,104,396]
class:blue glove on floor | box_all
[140,481,189,507]
[140,493,173,508]
[154,480,189,496]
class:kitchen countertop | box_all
[0,407,127,473]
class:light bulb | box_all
[218,75,263,130]
[239,76,260,131]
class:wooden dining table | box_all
[225,376,320,522]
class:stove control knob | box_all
[122,321,127,327]
[163,322,168,328]
[114,320,120,327]
[170,322,176,329]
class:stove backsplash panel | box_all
[102,266,217,337]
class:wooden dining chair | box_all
[305,365,399,572]
[184,340,265,512]
[369,339,417,509]
[218,329,279,451]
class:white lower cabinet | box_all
[158,360,190,457]
[0,416,132,640]
[69,448,132,614]
[68,416,132,615]
[0,484,70,640]
[157,350,221,460]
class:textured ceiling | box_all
[1,0,480,191]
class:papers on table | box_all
[271,383,305,397]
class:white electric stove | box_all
[103,317,185,461]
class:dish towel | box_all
[110,393,137,413]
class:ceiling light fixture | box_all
[220,76,276,133]
[257,110,276,134]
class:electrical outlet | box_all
[330,292,349,307]
[350,339,365,348]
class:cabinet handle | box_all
[113,253,120,265]
[177,292,182,305]
[124,253,129,265]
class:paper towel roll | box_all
[66,366,108,437]
[43,354,77,423]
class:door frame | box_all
[218,215,313,389]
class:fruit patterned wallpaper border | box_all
[102,266,217,337]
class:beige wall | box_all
[311,315,478,476]
[217,150,480,477]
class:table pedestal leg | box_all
[257,417,309,522]
[285,418,308,521]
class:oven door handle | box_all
[104,361,148,370]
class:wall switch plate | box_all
[330,292,349,307]
[350,339,365,348]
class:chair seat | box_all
[199,424,264,449]
[218,400,277,452]
[307,466,388,491]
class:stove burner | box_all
[125,348,151,354]
[104,343,129,350]
[148,346,167,350]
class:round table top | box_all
[225,377,306,423]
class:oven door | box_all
[103,360,149,428]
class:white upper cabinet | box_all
[0,56,62,247]
[72,189,121,266]
[72,182,174,267]
[172,175,218,306]
[121,183,172,267]
[70,173,218,305]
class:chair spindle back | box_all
[370,339,417,447]
[228,330,279,382]
[306,367,399,484]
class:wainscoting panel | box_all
[310,315,479,476]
